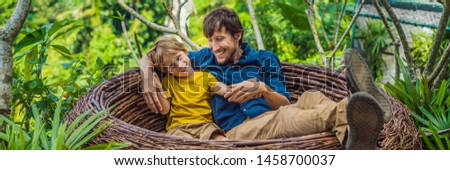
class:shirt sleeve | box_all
[261,52,291,101]
[188,48,214,69]
[162,76,172,98]
[206,72,219,91]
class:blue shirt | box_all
[188,43,291,130]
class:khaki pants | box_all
[226,91,348,144]
[166,122,225,140]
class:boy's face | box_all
[207,27,241,65]
[161,50,193,78]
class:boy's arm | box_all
[211,82,230,96]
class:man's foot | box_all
[345,92,384,150]
[344,49,392,123]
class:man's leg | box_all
[226,90,348,144]
[226,90,384,150]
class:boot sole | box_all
[346,92,384,150]
[344,49,392,123]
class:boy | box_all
[142,37,229,140]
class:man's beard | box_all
[217,46,242,65]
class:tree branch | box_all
[306,0,328,68]
[317,3,332,48]
[117,0,200,50]
[424,2,450,76]
[161,0,179,31]
[432,59,449,87]
[334,0,347,47]
[118,0,175,33]
[373,0,401,78]
[379,0,415,79]
[428,41,450,85]
[177,30,200,50]
[247,0,265,50]
[0,0,32,41]
[329,0,365,62]
[373,0,396,42]
[134,32,143,59]
[177,0,188,31]
[0,0,32,118]
[121,21,140,65]
[334,0,339,46]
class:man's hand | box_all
[141,72,166,114]
[224,78,265,103]
[140,54,166,114]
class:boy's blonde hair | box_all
[146,37,187,71]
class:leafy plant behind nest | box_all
[385,54,450,150]
[0,99,130,150]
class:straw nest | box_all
[67,62,422,150]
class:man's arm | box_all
[158,92,170,115]
[139,54,166,113]
[154,74,171,115]
[224,78,290,110]
[225,52,291,109]
[258,81,290,110]
[211,82,231,96]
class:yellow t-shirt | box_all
[162,71,218,130]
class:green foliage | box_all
[273,1,309,31]
[245,0,315,63]
[12,19,92,125]
[0,0,17,27]
[419,121,450,150]
[3,0,364,150]
[0,100,130,150]
[410,30,450,81]
[354,19,389,81]
[385,54,450,150]
[410,31,433,70]
[6,0,167,150]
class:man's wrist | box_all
[259,81,269,96]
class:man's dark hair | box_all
[203,8,244,45]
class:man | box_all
[139,8,391,149]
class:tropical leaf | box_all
[1,103,127,150]
[70,121,112,149]
[15,27,46,53]
[66,111,108,148]
[83,140,131,150]
[419,128,436,150]
[274,2,309,31]
[428,122,445,149]
[52,45,71,57]
[51,99,62,147]
[47,19,76,37]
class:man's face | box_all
[207,27,241,65]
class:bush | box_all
[385,54,450,150]
[0,100,130,150]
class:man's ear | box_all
[233,32,242,41]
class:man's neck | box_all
[231,46,243,64]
